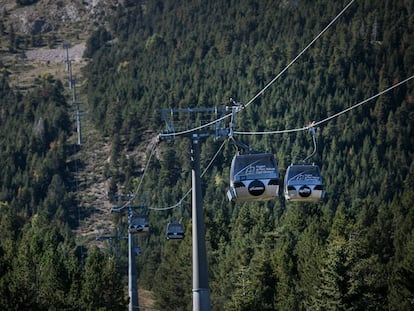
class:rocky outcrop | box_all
[3,0,119,35]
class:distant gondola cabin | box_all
[166,221,185,240]
[129,216,149,234]
[284,164,324,202]
[227,153,279,202]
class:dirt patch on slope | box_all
[25,42,85,62]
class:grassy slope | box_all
[0,0,118,248]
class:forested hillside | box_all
[1,0,414,310]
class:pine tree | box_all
[81,247,126,309]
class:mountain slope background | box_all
[1,0,414,310]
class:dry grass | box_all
[5,43,86,91]
[0,0,114,251]
[70,118,115,240]
[139,289,159,311]
[1,1,157,308]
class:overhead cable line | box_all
[157,0,356,139]
[149,138,229,211]
[234,125,309,135]
[126,0,410,211]
[234,74,414,135]
[110,139,159,212]
[157,112,231,140]
[312,74,414,128]
[134,140,159,195]
[123,75,414,213]
[242,0,356,110]
[145,0,359,210]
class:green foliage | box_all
[1,0,414,309]
[3,214,83,309]
[83,26,111,59]
[152,237,192,310]
[82,0,414,308]
[81,247,126,310]
[0,71,128,309]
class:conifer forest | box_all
[1,0,414,310]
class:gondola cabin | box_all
[284,164,324,202]
[166,221,185,240]
[129,216,149,234]
[227,153,279,202]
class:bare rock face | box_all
[31,18,52,33]
[4,0,119,35]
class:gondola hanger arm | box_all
[302,121,317,163]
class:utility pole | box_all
[111,195,149,311]
[63,42,72,89]
[63,42,85,270]
[157,107,227,311]
[63,42,82,145]
[128,214,138,311]
[111,205,139,311]
[96,228,128,258]
[191,134,211,311]
[72,79,82,145]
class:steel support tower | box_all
[157,107,227,311]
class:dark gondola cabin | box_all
[129,216,149,234]
[284,164,324,202]
[166,221,185,240]
[227,153,279,202]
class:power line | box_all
[242,0,356,111]
[234,74,414,135]
[235,125,309,135]
[312,75,414,128]
[108,116,227,214]
[151,74,414,212]
[110,139,159,212]
[157,108,229,139]
[157,109,216,309]
[150,74,414,210]
[157,0,356,139]
[110,0,411,214]
[149,138,228,211]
